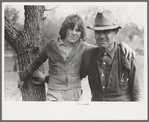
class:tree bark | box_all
[5,18,19,53]
[5,5,46,101]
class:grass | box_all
[3,55,144,101]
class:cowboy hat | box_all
[87,10,122,30]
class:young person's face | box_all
[94,29,116,49]
[65,24,81,44]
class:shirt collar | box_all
[59,37,65,46]
[98,42,117,60]
[57,36,64,46]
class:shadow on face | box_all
[94,29,117,50]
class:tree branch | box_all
[44,6,59,11]
[5,17,20,53]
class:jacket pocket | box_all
[119,72,129,90]
[49,57,58,74]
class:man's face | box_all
[94,29,116,49]
[66,24,81,44]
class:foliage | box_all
[4,6,22,72]
[116,23,144,55]
[42,9,64,45]
[4,6,20,52]
[5,5,19,25]
[42,19,60,45]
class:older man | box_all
[80,10,143,101]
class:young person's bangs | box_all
[59,14,86,39]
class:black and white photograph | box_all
[2,2,148,120]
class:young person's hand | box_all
[121,42,136,59]
[32,70,47,84]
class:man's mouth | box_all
[99,41,106,43]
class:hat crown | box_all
[87,10,121,30]
[95,10,116,27]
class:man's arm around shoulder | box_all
[80,43,96,79]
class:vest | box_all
[88,46,132,101]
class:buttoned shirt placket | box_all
[58,38,78,85]
[97,43,117,100]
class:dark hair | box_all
[59,14,86,40]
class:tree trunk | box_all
[5,5,46,101]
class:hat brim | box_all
[87,25,122,31]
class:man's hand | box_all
[31,70,46,85]
[121,42,136,59]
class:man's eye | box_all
[95,31,101,34]
[105,30,111,34]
